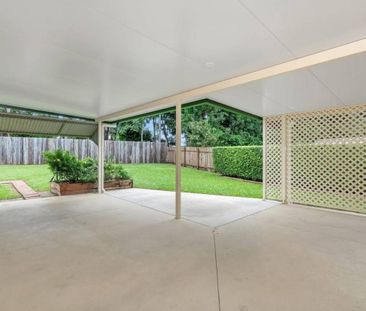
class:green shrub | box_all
[44,150,82,182]
[44,150,130,183]
[213,146,262,181]
[80,157,98,183]
[104,161,130,181]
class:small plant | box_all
[44,150,82,182]
[104,160,130,181]
[79,157,98,183]
[44,150,130,183]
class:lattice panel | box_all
[287,105,366,213]
[264,116,283,201]
[264,104,366,213]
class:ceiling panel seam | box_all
[89,7,203,67]
[1,18,150,84]
[243,84,294,112]
[237,0,345,106]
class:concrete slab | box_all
[0,194,218,311]
[1,194,366,311]
[215,204,366,311]
[108,188,279,227]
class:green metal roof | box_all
[0,112,98,140]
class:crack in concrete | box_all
[212,229,222,311]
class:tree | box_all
[160,112,175,144]
[116,118,151,141]
[115,102,262,147]
[185,120,218,147]
[181,103,262,147]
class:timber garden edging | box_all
[50,179,133,196]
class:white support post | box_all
[175,102,182,219]
[262,118,267,200]
[97,121,104,194]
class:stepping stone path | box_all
[0,180,40,199]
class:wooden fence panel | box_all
[166,146,213,170]
[0,137,168,165]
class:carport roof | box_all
[0,112,97,139]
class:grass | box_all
[0,163,262,199]
[124,163,262,198]
[0,165,52,192]
[0,184,21,200]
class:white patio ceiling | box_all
[0,0,366,119]
[209,52,366,116]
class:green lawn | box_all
[0,164,52,192]
[0,184,21,200]
[124,163,262,198]
[0,163,262,199]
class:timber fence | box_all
[0,136,168,165]
[166,146,213,170]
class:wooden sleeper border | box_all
[50,179,133,196]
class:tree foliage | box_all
[185,120,219,147]
[116,118,152,141]
[115,102,262,147]
[182,104,262,147]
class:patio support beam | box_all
[97,121,104,194]
[175,102,182,219]
[97,38,366,122]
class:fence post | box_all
[197,147,200,170]
[183,147,186,167]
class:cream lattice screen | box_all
[263,116,284,201]
[264,104,366,213]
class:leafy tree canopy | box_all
[114,101,262,147]
[116,118,152,141]
[181,104,262,146]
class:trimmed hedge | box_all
[213,146,262,181]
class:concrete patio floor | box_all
[1,193,366,311]
[107,188,279,227]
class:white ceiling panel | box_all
[0,0,365,119]
[89,0,292,77]
[245,68,342,114]
[0,0,89,40]
[208,84,294,117]
[310,52,366,106]
[240,0,366,56]
[205,53,366,117]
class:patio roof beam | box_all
[97,38,366,122]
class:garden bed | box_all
[44,150,133,196]
[50,179,133,196]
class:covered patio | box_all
[108,188,279,227]
[1,194,366,310]
[0,0,366,310]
